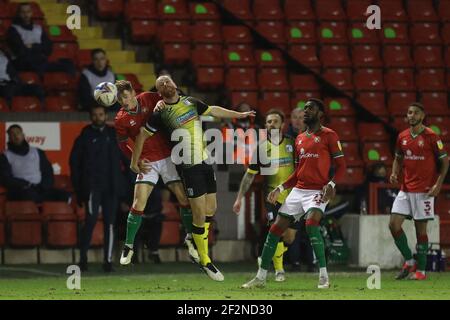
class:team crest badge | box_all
[437,140,444,150]
[418,139,424,147]
[314,137,321,143]
[286,144,293,153]
[138,173,143,180]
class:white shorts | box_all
[392,191,435,221]
[278,188,329,222]
[135,156,181,186]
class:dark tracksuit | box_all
[70,124,123,265]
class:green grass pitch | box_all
[1,262,449,300]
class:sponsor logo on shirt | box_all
[299,148,319,159]
[404,149,425,160]
[176,109,197,125]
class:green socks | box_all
[417,235,428,272]
[180,206,193,233]
[260,232,281,270]
[306,220,327,268]
[125,211,143,247]
[392,229,413,261]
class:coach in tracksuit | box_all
[70,105,123,272]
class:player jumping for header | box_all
[114,80,199,266]
[241,99,346,289]
[389,102,448,280]
[131,75,255,281]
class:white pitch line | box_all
[0,267,62,277]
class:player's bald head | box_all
[155,75,177,99]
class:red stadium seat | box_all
[0,3,14,19]
[324,97,355,117]
[196,67,224,90]
[291,92,318,110]
[42,202,78,247]
[348,22,379,45]
[0,18,12,38]
[76,50,92,69]
[189,2,220,21]
[351,45,383,68]
[191,21,222,44]
[387,92,417,116]
[336,166,365,186]
[284,0,315,21]
[18,72,41,85]
[45,96,76,112]
[158,21,190,44]
[426,117,450,142]
[438,0,450,21]
[159,221,181,246]
[123,74,143,92]
[257,68,289,91]
[288,45,321,72]
[222,26,253,44]
[47,25,77,43]
[289,74,320,92]
[158,0,189,20]
[97,0,124,19]
[11,96,42,112]
[362,142,393,166]
[256,21,286,48]
[5,201,42,247]
[353,68,384,92]
[357,92,388,117]
[43,72,76,91]
[443,23,450,45]
[320,45,351,68]
[383,45,413,68]
[407,0,438,22]
[0,98,9,111]
[414,46,444,68]
[378,0,407,22]
[358,123,390,142]
[322,68,353,93]
[162,43,190,65]
[130,20,157,43]
[420,92,450,116]
[416,69,447,92]
[124,0,157,21]
[192,45,223,67]
[226,68,258,91]
[410,23,441,45]
[315,0,346,21]
[230,91,259,108]
[258,93,291,116]
[444,47,450,68]
[255,49,285,68]
[340,142,364,167]
[436,195,450,220]
[380,23,409,45]
[253,0,284,21]
[392,116,409,132]
[222,0,253,22]
[384,69,415,92]
[318,22,348,45]
[286,22,316,45]
[346,0,372,21]
[327,117,358,142]
[48,42,78,62]
[224,45,255,68]
[54,175,73,192]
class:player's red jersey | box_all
[114,92,171,162]
[395,127,447,193]
[286,127,344,190]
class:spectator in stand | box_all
[78,48,118,111]
[70,105,123,272]
[6,2,75,76]
[0,124,69,203]
[0,48,44,105]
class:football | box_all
[94,82,118,107]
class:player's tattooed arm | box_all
[233,172,256,214]
[130,127,152,174]
[428,156,449,197]
[209,106,256,119]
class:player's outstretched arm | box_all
[209,106,256,119]
[427,156,449,197]
[130,127,151,174]
[233,171,256,214]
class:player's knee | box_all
[132,198,146,212]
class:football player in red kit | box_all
[113,80,199,265]
[389,102,448,281]
[242,99,346,289]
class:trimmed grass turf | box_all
[0,262,449,300]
